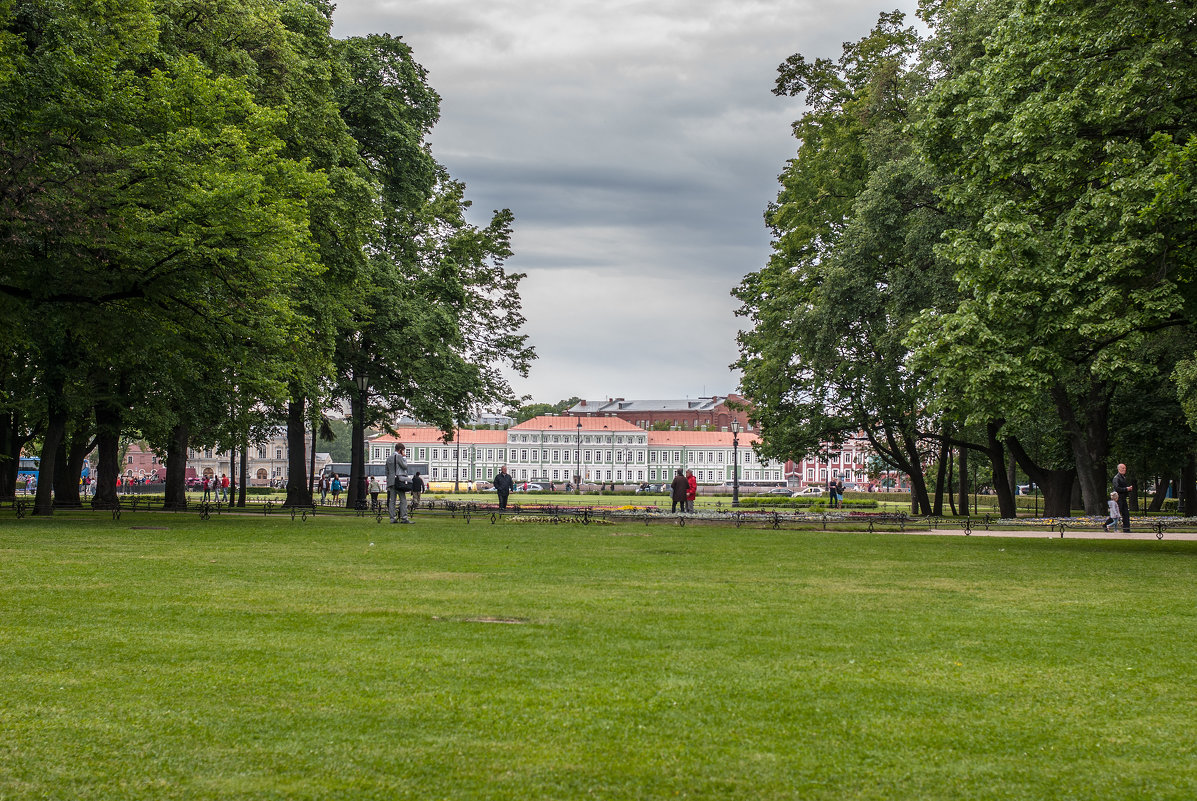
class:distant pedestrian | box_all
[686,470,697,513]
[202,475,212,502]
[494,465,514,510]
[1112,463,1134,533]
[319,473,329,504]
[385,443,413,523]
[219,473,229,502]
[368,475,381,509]
[1102,491,1121,532]
[330,474,342,504]
[411,472,424,506]
[671,469,688,514]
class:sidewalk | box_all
[916,527,1197,541]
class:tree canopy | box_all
[738,0,1197,515]
[0,0,533,511]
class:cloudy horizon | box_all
[331,0,917,406]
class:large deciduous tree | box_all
[910,0,1197,513]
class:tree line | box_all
[735,0,1197,517]
[0,0,534,514]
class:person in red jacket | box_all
[685,469,697,513]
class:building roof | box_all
[512,415,643,432]
[646,430,760,447]
[568,397,730,414]
[370,428,510,445]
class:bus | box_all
[17,456,39,480]
[16,456,39,492]
[321,462,430,490]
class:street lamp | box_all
[575,419,582,495]
[731,420,741,507]
[353,372,368,510]
[454,426,461,493]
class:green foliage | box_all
[510,398,581,424]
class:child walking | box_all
[1102,490,1121,532]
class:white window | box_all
[521,449,527,461]
[605,470,612,480]
[605,451,612,462]
[275,449,282,459]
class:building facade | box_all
[122,436,330,486]
[368,415,787,486]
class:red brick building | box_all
[565,395,751,432]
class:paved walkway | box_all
[915,527,1197,541]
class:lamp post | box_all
[731,420,741,507]
[353,372,368,510]
[575,419,582,495]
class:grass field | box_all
[1,511,1194,800]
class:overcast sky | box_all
[331,1,915,406]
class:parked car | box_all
[793,486,825,496]
[513,483,543,492]
[760,486,794,496]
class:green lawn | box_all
[1,511,1194,800]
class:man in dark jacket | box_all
[671,469,688,514]
[494,465,514,510]
[1113,463,1134,533]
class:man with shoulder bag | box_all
[386,443,413,524]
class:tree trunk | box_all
[53,435,75,506]
[1051,380,1110,515]
[1180,457,1196,517]
[1006,435,1076,517]
[55,427,91,508]
[284,398,311,506]
[91,399,121,509]
[1148,477,1169,512]
[0,412,31,502]
[1007,449,1017,502]
[947,447,957,515]
[932,436,948,516]
[33,408,67,515]
[238,442,247,507]
[986,422,1017,518]
[349,388,367,511]
[957,446,970,516]
[163,423,189,510]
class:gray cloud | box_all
[331,0,916,403]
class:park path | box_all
[915,527,1197,541]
